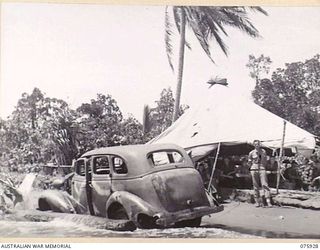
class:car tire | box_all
[38,198,52,211]
[137,214,158,229]
[174,217,202,228]
[107,203,129,220]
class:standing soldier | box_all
[248,140,272,207]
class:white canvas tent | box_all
[150,86,316,159]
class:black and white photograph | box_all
[0,1,320,241]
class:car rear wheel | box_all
[174,217,202,228]
[107,203,129,220]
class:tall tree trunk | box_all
[172,8,186,122]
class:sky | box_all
[1,4,320,122]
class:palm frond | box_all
[199,7,229,56]
[206,22,229,56]
[249,6,268,16]
[166,6,266,68]
[199,7,228,36]
[165,6,174,71]
[185,7,215,63]
[189,7,229,58]
[220,7,261,38]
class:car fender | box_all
[105,191,156,221]
[38,190,86,214]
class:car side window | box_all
[149,150,184,166]
[112,156,128,174]
[93,156,110,175]
[171,151,184,163]
[151,152,170,166]
[75,159,85,176]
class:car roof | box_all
[81,143,185,158]
[80,143,192,176]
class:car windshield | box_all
[148,150,184,166]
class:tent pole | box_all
[207,142,221,192]
[276,120,287,194]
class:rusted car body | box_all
[40,144,223,228]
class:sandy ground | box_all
[1,198,319,238]
[202,201,320,238]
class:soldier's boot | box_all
[266,198,273,207]
[254,197,262,207]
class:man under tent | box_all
[248,140,272,207]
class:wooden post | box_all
[207,142,221,192]
[276,120,287,194]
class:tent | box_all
[149,86,316,159]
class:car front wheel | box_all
[174,217,202,228]
[137,214,158,229]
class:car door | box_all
[90,155,112,217]
[71,158,90,214]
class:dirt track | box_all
[202,201,320,238]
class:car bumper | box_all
[154,205,224,227]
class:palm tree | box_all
[165,6,268,121]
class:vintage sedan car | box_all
[38,143,223,228]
